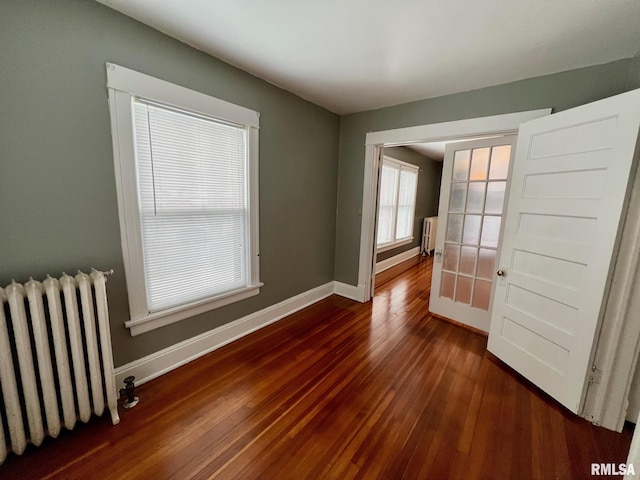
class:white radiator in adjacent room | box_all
[0,269,119,464]
[421,216,438,255]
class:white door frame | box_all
[357,109,551,303]
[585,151,640,430]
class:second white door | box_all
[429,136,517,332]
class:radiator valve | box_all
[120,376,139,409]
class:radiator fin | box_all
[6,282,44,447]
[0,288,25,460]
[60,274,92,424]
[43,276,76,431]
[25,279,61,440]
[77,272,105,418]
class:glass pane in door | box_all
[441,272,456,300]
[462,215,482,245]
[485,182,506,214]
[470,148,490,180]
[476,248,496,279]
[459,246,477,276]
[455,276,473,304]
[489,145,511,179]
[472,279,492,310]
[453,150,471,180]
[466,183,486,213]
[480,216,501,248]
[446,214,463,243]
[443,243,459,271]
[449,183,467,213]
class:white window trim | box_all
[106,63,262,336]
[376,156,418,252]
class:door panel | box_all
[488,89,640,413]
[430,136,517,332]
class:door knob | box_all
[496,269,505,277]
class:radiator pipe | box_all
[120,376,139,409]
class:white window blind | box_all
[377,164,398,245]
[376,156,418,249]
[396,169,418,239]
[134,101,249,312]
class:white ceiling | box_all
[97,0,640,115]
[405,142,449,161]
[404,135,502,161]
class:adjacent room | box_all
[2,1,640,478]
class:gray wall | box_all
[376,147,441,263]
[0,1,340,366]
[628,49,640,90]
[335,59,638,286]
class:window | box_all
[106,63,261,335]
[376,156,419,252]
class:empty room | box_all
[2,1,640,478]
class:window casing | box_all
[376,156,419,252]
[106,63,261,336]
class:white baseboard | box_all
[115,281,335,387]
[376,246,421,274]
[333,281,366,302]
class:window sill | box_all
[125,283,263,336]
[376,237,414,253]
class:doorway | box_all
[358,109,551,303]
[372,146,441,282]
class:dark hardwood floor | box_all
[1,256,633,479]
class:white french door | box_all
[429,136,517,332]
[488,88,640,413]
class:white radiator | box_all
[421,217,438,255]
[0,269,119,464]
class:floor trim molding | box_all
[376,246,421,274]
[333,281,366,302]
[115,281,335,386]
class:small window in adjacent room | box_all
[106,63,262,336]
[376,156,419,252]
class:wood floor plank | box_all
[0,256,633,479]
